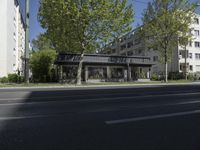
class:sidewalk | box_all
[0,81,200,90]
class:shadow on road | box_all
[0,85,200,150]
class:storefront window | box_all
[111,68,123,78]
[88,67,106,79]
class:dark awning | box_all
[55,53,155,67]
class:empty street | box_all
[0,84,200,149]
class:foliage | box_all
[0,77,8,83]
[138,71,146,79]
[168,72,184,80]
[188,72,200,81]
[30,49,57,82]
[151,73,159,81]
[0,74,23,83]
[32,33,54,51]
[8,74,19,83]
[38,0,134,84]
[142,0,197,82]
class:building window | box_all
[195,42,200,48]
[107,51,111,54]
[179,50,188,58]
[189,53,193,59]
[195,30,200,36]
[111,49,116,54]
[13,64,16,71]
[127,51,133,56]
[195,53,200,60]
[121,53,126,56]
[120,44,126,50]
[153,56,158,62]
[190,65,193,71]
[194,18,199,24]
[196,65,200,72]
[127,42,133,48]
[138,49,142,54]
[180,65,183,71]
[189,41,193,47]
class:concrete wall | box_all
[0,0,8,77]
[178,14,200,73]
[7,0,17,76]
[0,0,25,77]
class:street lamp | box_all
[24,0,30,83]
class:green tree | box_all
[30,49,57,82]
[142,0,197,82]
[38,0,134,85]
[32,33,54,51]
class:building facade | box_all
[100,13,200,77]
[55,54,154,83]
[0,0,25,77]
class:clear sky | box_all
[18,0,200,42]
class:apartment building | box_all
[100,13,200,77]
[0,0,25,77]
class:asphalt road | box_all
[0,84,200,150]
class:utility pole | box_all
[24,0,30,83]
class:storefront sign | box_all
[58,54,81,62]
[108,57,127,63]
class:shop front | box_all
[55,54,154,83]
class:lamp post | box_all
[24,0,30,83]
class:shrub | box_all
[17,76,24,83]
[0,77,8,83]
[168,72,184,80]
[8,74,19,83]
[151,73,159,81]
[0,74,24,83]
[30,49,57,83]
[188,72,200,81]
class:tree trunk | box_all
[164,51,168,82]
[165,62,168,82]
[76,51,84,85]
[184,45,187,80]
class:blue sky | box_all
[18,0,200,42]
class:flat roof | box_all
[56,53,154,67]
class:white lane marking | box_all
[0,115,48,121]
[0,91,200,103]
[0,99,200,122]
[1,93,200,107]
[105,110,200,125]
[85,99,200,113]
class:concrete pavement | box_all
[0,85,200,149]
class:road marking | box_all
[1,92,200,107]
[105,110,200,125]
[84,99,200,113]
[0,91,200,104]
[0,115,48,121]
[0,113,75,121]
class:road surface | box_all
[0,84,200,150]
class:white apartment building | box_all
[180,14,200,73]
[0,0,25,77]
[100,13,200,78]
